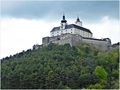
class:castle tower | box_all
[75,17,82,26]
[60,14,67,29]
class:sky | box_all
[0,0,119,59]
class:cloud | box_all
[1,1,119,20]
[0,18,59,59]
[0,16,119,59]
[84,16,119,44]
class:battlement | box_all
[42,33,111,51]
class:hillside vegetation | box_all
[1,43,119,89]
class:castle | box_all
[34,15,111,51]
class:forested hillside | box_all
[1,43,119,89]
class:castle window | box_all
[57,38,60,40]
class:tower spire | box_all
[60,14,67,29]
[75,16,82,26]
[61,14,67,23]
[77,17,80,22]
[63,14,65,20]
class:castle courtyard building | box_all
[42,15,111,51]
[50,15,92,38]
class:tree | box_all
[1,43,119,89]
[95,66,108,81]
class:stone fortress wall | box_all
[42,33,111,51]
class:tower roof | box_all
[61,15,67,23]
[76,17,80,22]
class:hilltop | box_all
[1,43,119,89]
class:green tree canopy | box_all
[1,43,119,89]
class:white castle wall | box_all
[74,28,92,38]
[51,28,92,38]
[51,28,74,37]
